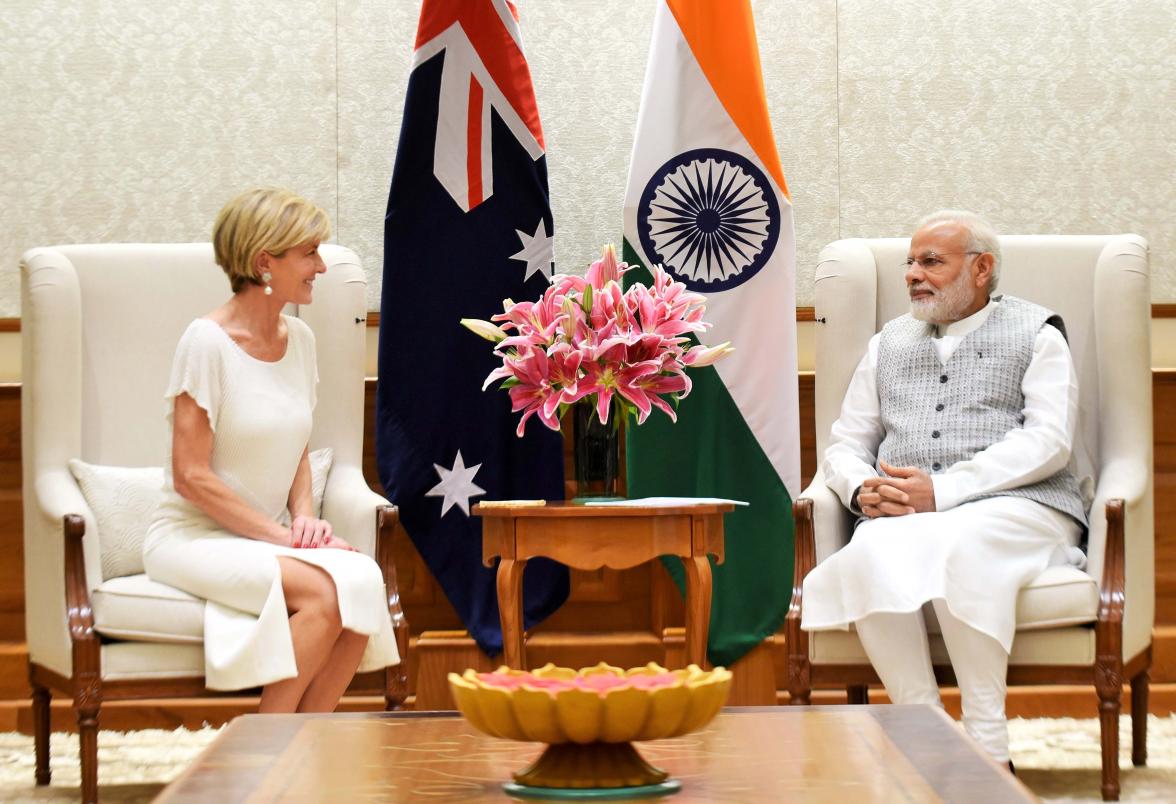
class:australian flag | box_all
[376,0,568,656]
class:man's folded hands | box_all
[858,460,937,518]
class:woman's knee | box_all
[278,559,342,624]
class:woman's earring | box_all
[262,271,273,296]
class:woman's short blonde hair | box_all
[212,187,332,293]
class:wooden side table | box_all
[475,501,731,669]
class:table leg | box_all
[496,558,527,669]
[683,556,713,668]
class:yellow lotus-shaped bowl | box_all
[448,662,731,744]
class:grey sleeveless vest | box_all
[875,295,1087,525]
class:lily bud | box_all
[461,318,508,343]
[685,341,735,367]
[601,243,620,280]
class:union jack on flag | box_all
[376,0,568,656]
[412,0,544,213]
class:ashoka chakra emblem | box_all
[637,148,780,292]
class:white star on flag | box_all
[510,218,555,281]
[425,450,486,517]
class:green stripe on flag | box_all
[622,240,793,668]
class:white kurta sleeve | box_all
[931,324,1078,511]
[164,321,224,431]
[822,334,885,509]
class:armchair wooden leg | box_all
[31,679,51,785]
[846,685,868,705]
[376,506,411,710]
[384,660,409,711]
[1096,675,1121,801]
[785,652,811,706]
[77,698,100,804]
[1131,669,1149,767]
[74,686,101,804]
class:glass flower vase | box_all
[571,400,623,502]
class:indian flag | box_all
[623,0,799,667]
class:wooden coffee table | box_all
[475,501,731,669]
[157,705,1033,802]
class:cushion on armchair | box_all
[67,461,162,580]
[308,446,333,514]
[1011,565,1099,630]
[921,565,1098,633]
[69,447,334,582]
[91,575,204,643]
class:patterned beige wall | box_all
[1,0,1172,318]
[0,1,340,315]
[836,0,1175,258]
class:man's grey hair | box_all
[916,209,1002,293]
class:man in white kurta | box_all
[800,210,1087,766]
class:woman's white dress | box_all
[144,316,400,690]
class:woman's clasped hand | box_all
[289,515,357,551]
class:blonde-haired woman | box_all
[144,187,399,712]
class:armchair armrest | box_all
[34,469,104,589]
[1090,458,1149,520]
[1094,499,1127,705]
[785,473,853,627]
[24,469,103,677]
[803,472,854,565]
[35,468,92,525]
[1087,457,1154,664]
[62,514,102,695]
[785,472,854,705]
[1097,500,1125,626]
[320,465,390,557]
[785,497,815,704]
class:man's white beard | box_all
[910,267,976,323]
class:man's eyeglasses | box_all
[903,251,982,271]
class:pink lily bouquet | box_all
[461,244,733,436]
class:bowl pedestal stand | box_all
[503,741,682,800]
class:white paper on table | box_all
[582,496,749,507]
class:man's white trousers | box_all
[856,600,1011,762]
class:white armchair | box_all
[784,235,1153,801]
[21,243,408,802]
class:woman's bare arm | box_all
[287,447,314,519]
[171,392,291,545]
[285,449,345,549]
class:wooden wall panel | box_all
[0,387,22,642]
[1155,373,1176,623]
